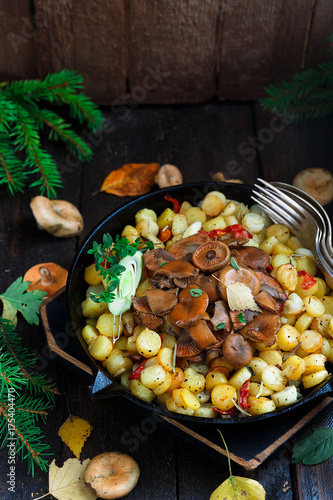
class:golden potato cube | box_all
[302,354,326,375]
[302,370,329,389]
[270,386,297,408]
[281,355,305,380]
[184,206,207,226]
[81,324,99,345]
[205,371,228,393]
[168,368,185,392]
[272,242,294,256]
[157,208,175,229]
[247,396,276,415]
[88,335,113,361]
[259,350,283,367]
[180,367,206,393]
[228,367,252,390]
[81,297,107,318]
[261,365,287,391]
[141,363,167,389]
[96,312,123,338]
[136,328,162,358]
[158,347,174,372]
[153,372,173,395]
[211,384,237,411]
[130,379,155,403]
[266,224,290,244]
[105,348,133,377]
[277,324,301,351]
[84,263,102,285]
[194,406,217,418]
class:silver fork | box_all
[252,179,333,288]
[271,181,333,258]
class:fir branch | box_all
[0,134,26,195]
[12,103,63,198]
[0,318,60,404]
[28,105,93,161]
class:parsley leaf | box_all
[217,322,225,329]
[293,428,333,465]
[0,277,47,326]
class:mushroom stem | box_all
[39,267,54,286]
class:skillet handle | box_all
[89,370,124,400]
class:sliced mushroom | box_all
[192,241,231,273]
[176,330,203,357]
[222,333,253,369]
[218,264,261,301]
[187,320,217,349]
[192,273,220,303]
[170,285,209,328]
[166,313,183,336]
[145,288,178,315]
[240,311,281,347]
[174,267,199,288]
[229,309,258,331]
[131,295,151,313]
[168,233,210,261]
[255,271,288,301]
[210,300,232,332]
[133,311,163,330]
[232,246,270,271]
[219,235,249,248]
[206,349,222,366]
[154,260,197,279]
[143,248,176,272]
[254,290,278,313]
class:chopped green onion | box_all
[217,322,225,330]
[189,288,202,297]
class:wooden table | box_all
[1,102,333,500]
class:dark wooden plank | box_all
[128,0,219,104]
[305,0,333,68]
[0,1,37,81]
[218,0,314,100]
[34,0,127,104]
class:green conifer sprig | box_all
[0,317,58,474]
[0,70,103,198]
[260,35,333,122]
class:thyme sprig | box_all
[87,233,153,303]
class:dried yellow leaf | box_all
[210,475,266,499]
[58,415,93,459]
[47,458,97,500]
[226,283,262,313]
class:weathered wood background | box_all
[1,0,332,104]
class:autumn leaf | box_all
[226,282,262,312]
[34,459,97,500]
[58,415,93,459]
[98,162,160,196]
[210,476,266,499]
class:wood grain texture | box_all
[305,0,333,67]
[218,0,314,100]
[0,0,37,81]
[128,0,219,104]
[34,0,127,103]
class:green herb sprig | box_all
[87,233,153,303]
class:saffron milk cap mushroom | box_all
[23,262,68,296]
[84,451,140,499]
[30,196,84,237]
[293,168,333,206]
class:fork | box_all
[251,179,333,288]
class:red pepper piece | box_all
[199,229,226,239]
[224,224,253,239]
[213,406,239,416]
[266,264,273,273]
[297,271,317,290]
[239,378,251,409]
[128,359,147,380]
[158,226,172,242]
[164,195,181,213]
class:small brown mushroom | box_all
[218,264,261,301]
[293,168,333,206]
[30,196,84,237]
[170,285,209,328]
[255,271,288,301]
[232,246,270,271]
[254,290,278,313]
[240,311,281,347]
[155,164,183,188]
[154,260,197,279]
[133,311,163,330]
[143,248,176,272]
[168,233,210,261]
[222,333,253,369]
[84,451,140,499]
[23,262,68,297]
[210,300,232,332]
[145,288,178,315]
[176,329,203,357]
[212,172,244,184]
[192,273,220,303]
[192,241,231,273]
[187,320,217,349]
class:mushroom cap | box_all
[222,333,253,369]
[145,288,178,315]
[143,248,176,272]
[30,196,84,238]
[240,311,281,347]
[170,284,209,328]
[168,233,210,260]
[155,164,183,188]
[84,451,140,499]
[187,320,217,349]
[255,271,288,301]
[232,246,270,271]
[192,273,220,303]
[218,264,261,301]
[23,262,68,296]
[293,168,333,206]
[192,241,231,273]
[154,260,197,279]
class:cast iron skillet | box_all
[66,182,333,426]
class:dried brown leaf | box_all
[99,162,160,196]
